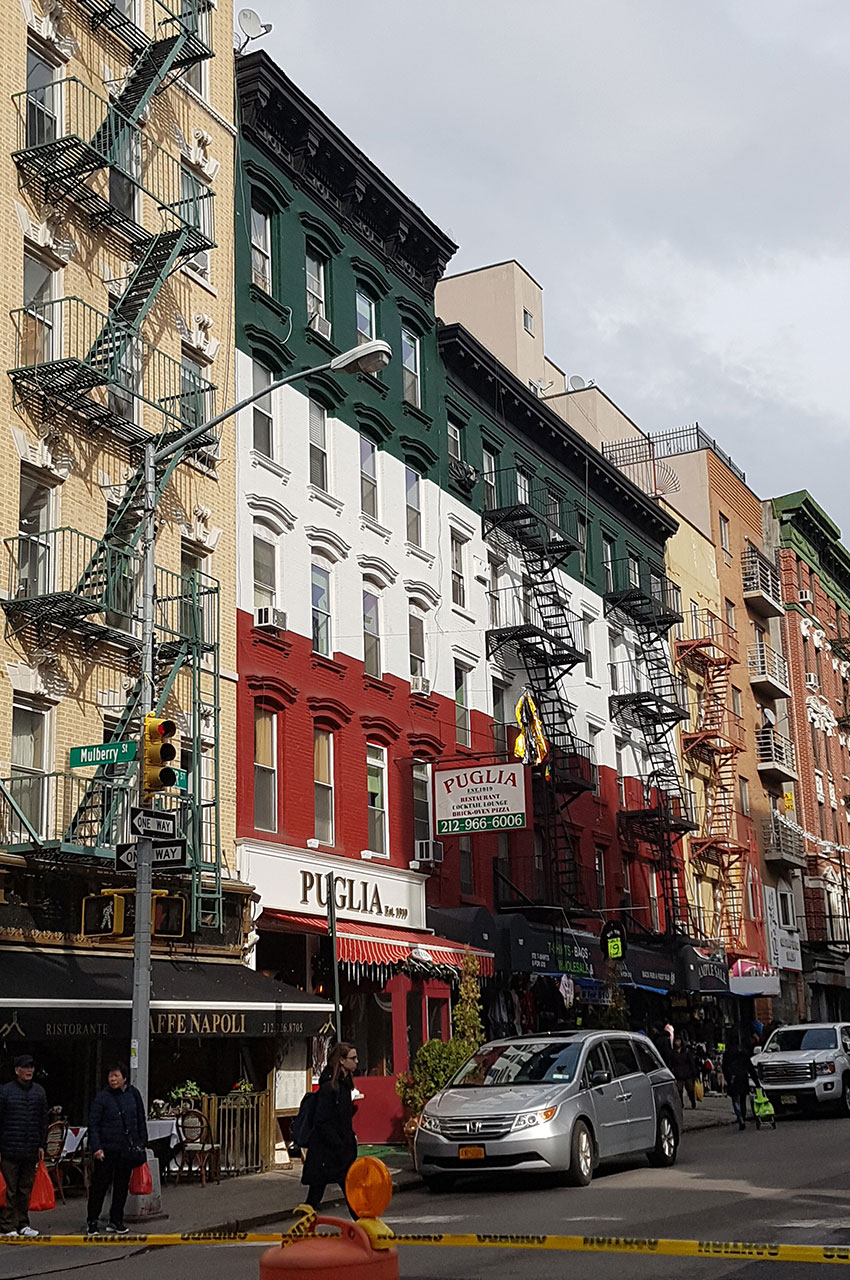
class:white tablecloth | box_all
[60,1119,179,1158]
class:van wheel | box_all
[647,1109,678,1167]
[423,1174,453,1193]
[564,1119,594,1187]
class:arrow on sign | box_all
[130,807,177,839]
[116,839,188,872]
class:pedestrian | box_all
[669,1037,698,1109]
[651,1026,673,1067]
[722,1037,760,1130]
[0,1053,47,1238]
[302,1042,359,1216]
[85,1062,148,1235]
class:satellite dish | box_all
[569,375,586,391]
[763,708,777,728]
[238,8,264,38]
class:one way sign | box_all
[116,839,188,872]
[130,807,177,839]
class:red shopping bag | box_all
[0,1166,6,1208]
[129,1162,152,1197]
[29,1160,55,1212]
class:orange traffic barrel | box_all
[259,1216,399,1280]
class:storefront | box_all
[247,845,494,1142]
[763,885,805,1023]
[0,947,333,1115]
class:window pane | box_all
[314,729,333,844]
[312,564,331,654]
[252,361,272,456]
[254,707,274,767]
[356,291,375,342]
[401,329,420,407]
[12,705,44,771]
[412,760,430,844]
[367,746,386,855]
[409,612,425,677]
[363,589,380,677]
[253,536,275,589]
[360,437,378,517]
[306,251,325,316]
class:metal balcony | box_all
[603,558,683,634]
[481,468,582,564]
[742,546,784,618]
[673,608,738,674]
[9,298,217,447]
[533,727,597,795]
[74,0,213,65]
[0,770,130,861]
[486,588,583,673]
[748,643,791,699]
[681,704,746,761]
[12,79,215,257]
[756,728,797,782]
[762,812,806,869]
[608,661,688,732]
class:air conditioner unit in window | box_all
[799,589,814,605]
[308,313,332,341]
[806,672,820,692]
[410,676,431,696]
[409,839,444,872]
[254,607,287,631]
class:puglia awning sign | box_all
[434,764,528,834]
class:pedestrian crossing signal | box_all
[143,713,177,795]
[81,892,124,936]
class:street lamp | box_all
[130,339,392,1100]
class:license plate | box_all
[459,1145,485,1160]
[780,1094,796,1105]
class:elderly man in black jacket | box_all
[0,1053,47,1238]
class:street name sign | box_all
[130,807,177,839]
[116,839,188,872]
[69,740,137,768]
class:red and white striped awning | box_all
[260,910,494,976]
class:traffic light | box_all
[143,713,177,795]
[81,892,125,936]
[153,895,185,938]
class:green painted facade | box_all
[773,490,850,618]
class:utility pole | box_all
[127,341,392,1102]
[326,872,343,1043]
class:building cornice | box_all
[236,51,458,300]
[773,490,850,612]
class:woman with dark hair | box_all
[301,1043,359,1213]
[85,1063,147,1235]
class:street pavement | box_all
[7,1101,848,1280]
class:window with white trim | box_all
[26,47,57,149]
[309,398,328,490]
[254,706,276,831]
[18,469,51,598]
[448,417,463,460]
[602,536,615,593]
[405,468,421,546]
[649,867,660,931]
[367,744,388,855]
[356,289,375,345]
[583,616,594,678]
[594,846,606,910]
[184,3,211,97]
[719,512,731,553]
[11,699,48,836]
[250,198,272,292]
[306,249,326,320]
[409,609,426,680]
[412,759,431,846]
[778,884,796,930]
[362,586,381,678]
[311,562,332,655]
[360,436,378,518]
[313,728,334,844]
[450,531,466,608]
[401,328,420,407]
[22,249,55,365]
[455,662,470,747]
[516,467,531,504]
[522,308,534,335]
[252,361,273,457]
[482,448,498,509]
[252,529,276,611]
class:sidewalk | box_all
[682,1090,736,1131]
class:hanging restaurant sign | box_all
[434,763,528,834]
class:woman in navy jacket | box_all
[85,1063,148,1235]
[301,1042,359,1213]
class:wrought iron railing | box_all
[682,702,746,750]
[486,586,582,650]
[742,546,782,609]
[678,608,739,663]
[0,770,130,854]
[1,527,139,623]
[748,642,790,690]
[756,727,796,773]
[604,557,683,626]
[762,812,806,864]
[481,468,581,542]
[74,0,214,61]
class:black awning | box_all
[0,948,334,1040]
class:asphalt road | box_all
[4,1116,850,1279]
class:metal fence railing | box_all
[197,1090,275,1174]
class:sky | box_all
[260,0,850,523]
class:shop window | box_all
[427,996,449,1040]
[343,992,393,1077]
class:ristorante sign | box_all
[247,844,427,930]
[0,1006,330,1039]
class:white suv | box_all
[755,1023,850,1115]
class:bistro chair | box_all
[43,1120,68,1202]
[174,1108,221,1187]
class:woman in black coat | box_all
[85,1063,148,1235]
[301,1042,359,1214]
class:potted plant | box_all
[166,1079,202,1112]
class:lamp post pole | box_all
[326,873,343,1043]
[129,342,392,1102]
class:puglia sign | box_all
[434,764,528,835]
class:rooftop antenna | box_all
[568,375,586,391]
[236,8,273,52]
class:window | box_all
[111,129,141,223]
[401,328,420,407]
[649,868,660,931]
[719,513,731,553]
[252,361,273,457]
[313,729,334,844]
[455,663,470,747]
[405,468,421,546]
[607,1038,640,1078]
[181,167,211,278]
[253,532,276,611]
[725,598,736,630]
[309,399,328,490]
[588,724,603,794]
[359,436,378,517]
[778,886,795,930]
[622,857,632,908]
[493,683,508,754]
[615,741,627,807]
[11,701,47,834]
[594,846,606,910]
[494,832,511,903]
[628,553,641,589]
[602,536,615,593]
[739,776,750,816]
[583,617,594,678]
[412,760,431,846]
[180,544,203,640]
[184,2,211,95]
[250,198,272,292]
[522,308,534,335]
[306,250,326,320]
[577,513,588,567]
[450,532,466,608]
[362,587,381,677]
[22,250,54,365]
[731,685,743,716]
[18,470,51,597]
[26,47,56,149]
[448,417,463,460]
[254,706,276,831]
[366,744,387,855]
[311,563,332,655]
[356,290,375,345]
[459,836,474,895]
[488,558,501,628]
[482,448,498,509]
[516,468,531,504]
[409,609,426,680]
[180,352,209,433]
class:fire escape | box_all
[674,609,748,948]
[604,557,697,939]
[482,470,596,912]
[0,0,221,928]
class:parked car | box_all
[754,1022,850,1115]
[413,1030,683,1189]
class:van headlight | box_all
[816,1062,837,1075]
[418,1112,442,1134]
[511,1106,558,1131]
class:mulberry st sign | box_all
[434,764,528,834]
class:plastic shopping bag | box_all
[129,1161,152,1197]
[29,1160,55,1212]
[694,1079,704,1102]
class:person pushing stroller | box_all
[722,1036,761,1130]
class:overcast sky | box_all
[263,1,849,523]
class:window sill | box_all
[363,674,394,697]
[304,326,340,358]
[360,849,390,861]
[179,264,217,297]
[406,541,435,567]
[357,372,388,398]
[249,283,292,324]
[311,652,347,677]
[308,485,344,515]
[402,401,432,428]
[360,513,392,543]
[452,604,477,625]
[250,451,291,483]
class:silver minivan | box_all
[414,1030,683,1189]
